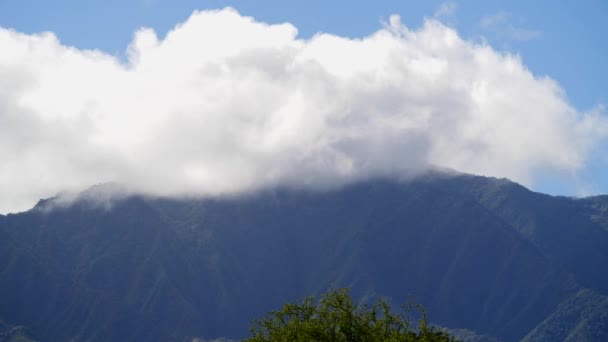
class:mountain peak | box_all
[33,182,132,212]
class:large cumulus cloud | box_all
[0,8,605,213]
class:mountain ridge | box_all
[1,173,607,341]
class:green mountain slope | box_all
[0,173,607,341]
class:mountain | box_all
[1,173,607,341]
[0,320,37,342]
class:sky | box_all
[0,0,606,213]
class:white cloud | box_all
[480,11,542,41]
[434,2,457,20]
[0,8,605,213]
[480,11,510,29]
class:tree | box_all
[244,288,457,342]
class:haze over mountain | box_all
[2,172,608,341]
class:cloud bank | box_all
[0,8,605,213]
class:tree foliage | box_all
[244,288,457,342]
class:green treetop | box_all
[244,288,457,342]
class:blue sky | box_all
[0,0,607,209]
